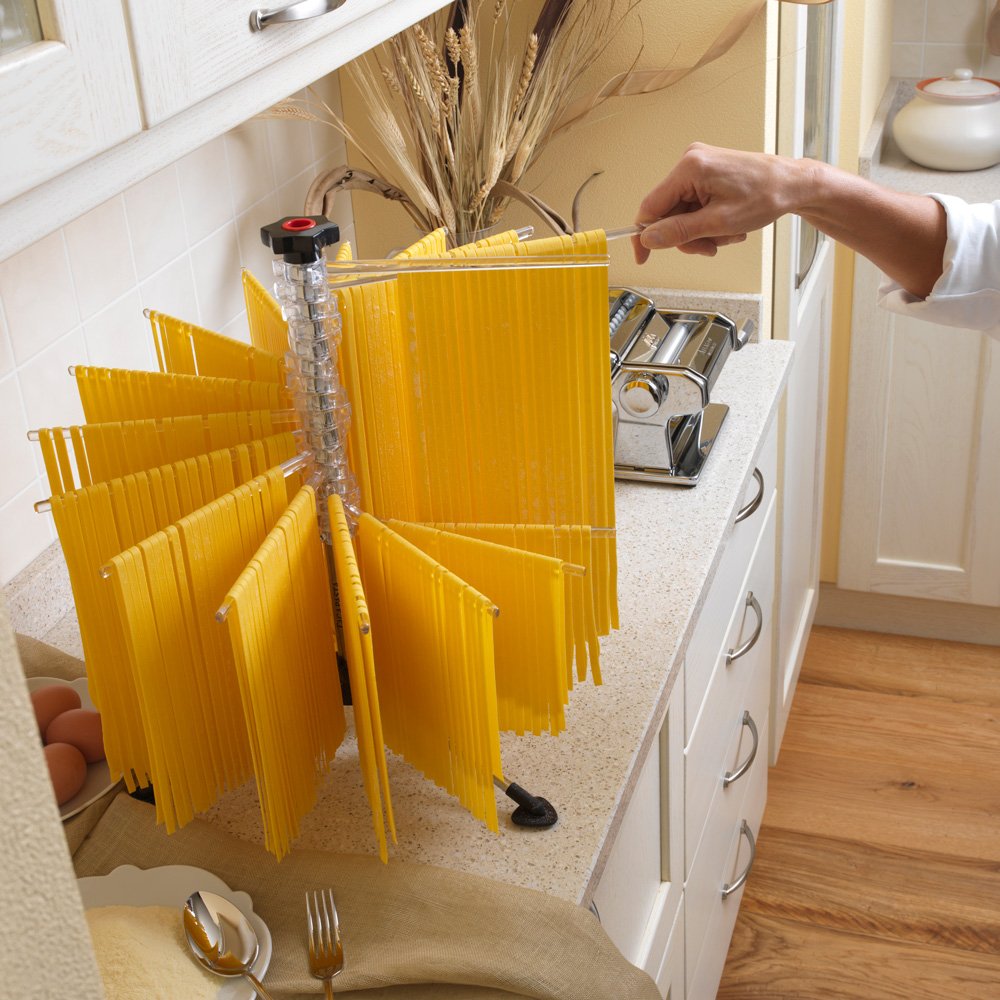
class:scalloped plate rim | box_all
[77,863,272,1000]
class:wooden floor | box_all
[717,626,1000,1000]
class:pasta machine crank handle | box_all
[493,776,558,829]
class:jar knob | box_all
[953,67,974,80]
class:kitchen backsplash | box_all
[0,75,354,585]
[892,0,1000,78]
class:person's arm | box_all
[634,144,948,299]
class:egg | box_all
[43,742,87,805]
[31,684,82,736]
[45,708,105,763]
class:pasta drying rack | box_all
[30,217,619,860]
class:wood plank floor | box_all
[717,625,1000,1000]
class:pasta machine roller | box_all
[609,288,754,486]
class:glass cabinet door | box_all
[0,1,43,57]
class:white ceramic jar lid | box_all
[919,68,1000,103]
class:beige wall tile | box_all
[0,484,53,584]
[82,291,154,371]
[17,329,86,429]
[64,197,137,321]
[892,42,926,76]
[0,376,40,508]
[893,0,927,43]
[124,165,187,280]
[925,0,985,43]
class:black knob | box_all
[261,216,340,264]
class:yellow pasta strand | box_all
[243,268,289,356]
[225,485,347,859]
[357,513,500,831]
[328,494,395,861]
[149,310,284,383]
[388,520,568,735]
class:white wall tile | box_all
[0,230,79,365]
[124,165,187,280]
[0,299,13,378]
[139,256,200,321]
[226,120,276,210]
[982,50,1000,77]
[190,223,244,331]
[221,312,251,344]
[0,484,54,584]
[64,197,137,321]
[235,194,280,287]
[18,329,87,429]
[0,376,40,508]
[267,115,314,191]
[177,136,234,245]
[83,292,154,372]
[277,168,316,221]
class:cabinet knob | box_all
[250,0,347,32]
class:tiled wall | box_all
[892,0,1000,77]
[0,76,354,585]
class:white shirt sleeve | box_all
[877,193,1000,340]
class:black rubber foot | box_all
[506,781,558,829]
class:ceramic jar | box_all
[892,69,1000,171]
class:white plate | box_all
[77,864,273,1000]
[28,675,118,820]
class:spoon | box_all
[183,890,278,1000]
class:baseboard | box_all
[816,583,1000,646]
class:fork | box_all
[306,888,344,999]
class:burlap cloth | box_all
[19,635,660,1000]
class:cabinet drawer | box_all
[685,418,777,742]
[591,732,664,965]
[652,897,684,999]
[684,709,768,998]
[684,495,775,872]
[126,0,440,126]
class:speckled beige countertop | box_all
[6,341,792,907]
[861,78,1000,197]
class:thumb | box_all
[640,203,722,250]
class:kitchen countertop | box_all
[861,77,1000,198]
[6,341,793,906]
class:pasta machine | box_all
[609,288,754,486]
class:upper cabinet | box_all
[0,0,449,261]
[125,0,400,127]
[0,0,141,203]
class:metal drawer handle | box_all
[250,0,347,32]
[723,711,759,788]
[721,820,757,899]
[735,467,764,524]
[726,592,763,665]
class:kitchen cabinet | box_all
[0,0,451,262]
[0,0,140,204]
[126,0,403,127]
[839,256,1000,606]
[590,406,779,999]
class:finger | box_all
[632,233,650,265]
[634,168,699,227]
[713,233,748,246]
[676,239,719,257]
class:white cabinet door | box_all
[125,0,449,127]
[770,0,841,762]
[839,257,1000,606]
[0,0,140,203]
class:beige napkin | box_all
[75,794,660,1000]
[18,636,659,1000]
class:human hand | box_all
[632,143,807,264]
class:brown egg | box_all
[45,708,105,763]
[31,684,82,736]
[43,742,87,805]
